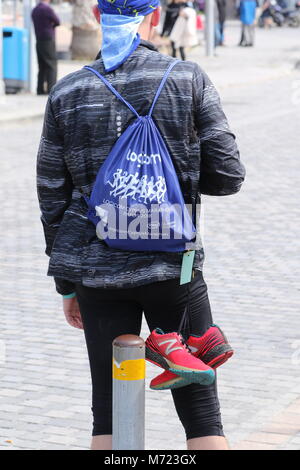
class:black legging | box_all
[75,271,225,440]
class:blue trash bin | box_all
[3,27,29,93]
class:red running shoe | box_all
[145,328,215,385]
[188,324,234,369]
[150,325,234,390]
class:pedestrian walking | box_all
[216,0,227,46]
[161,0,184,38]
[32,0,60,95]
[169,1,198,60]
[238,0,257,47]
[37,0,245,451]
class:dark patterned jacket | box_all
[37,40,245,295]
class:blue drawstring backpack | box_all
[83,61,196,252]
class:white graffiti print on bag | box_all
[106,169,167,204]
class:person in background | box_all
[161,0,184,38]
[238,0,257,47]
[260,0,273,28]
[169,0,198,60]
[216,0,227,46]
[215,0,221,47]
[32,0,60,95]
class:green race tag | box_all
[180,251,195,285]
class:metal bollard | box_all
[205,0,215,57]
[112,335,145,450]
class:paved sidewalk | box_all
[0,23,299,451]
[0,22,299,123]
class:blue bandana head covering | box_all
[97,0,160,72]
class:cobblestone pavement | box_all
[0,27,300,450]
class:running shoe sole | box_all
[150,349,234,390]
[150,376,191,390]
[146,346,215,386]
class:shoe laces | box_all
[177,334,192,353]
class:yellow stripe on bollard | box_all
[113,357,145,381]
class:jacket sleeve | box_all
[37,96,75,296]
[192,64,246,196]
[48,7,60,27]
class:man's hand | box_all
[63,297,84,330]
